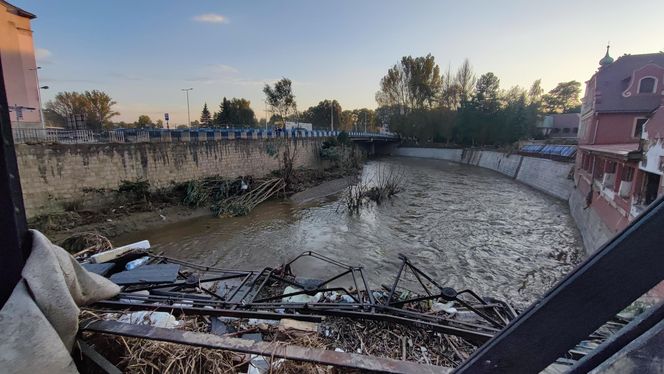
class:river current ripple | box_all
[117,157,583,309]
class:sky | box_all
[14,0,664,125]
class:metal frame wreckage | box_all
[2,52,664,373]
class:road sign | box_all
[164,113,169,121]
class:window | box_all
[634,118,648,138]
[638,77,656,94]
[563,128,570,133]
[606,161,616,173]
[622,166,634,182]
[552,128,560,134]
[572,127,578,133]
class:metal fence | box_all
[11,127,399,145]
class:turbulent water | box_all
[116,157,583,309]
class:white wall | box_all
[392,147,462,162]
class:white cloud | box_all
[193,13,227,24]
[210,64,239,74]
[35,48,53,63]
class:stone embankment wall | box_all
[394,147,574,200]
[17,139,321,218]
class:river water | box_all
[116,157,583,309]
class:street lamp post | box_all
[181,88,193,127]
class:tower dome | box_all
[599,45,614,67]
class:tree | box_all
[200,103,212,126]
[135,115,152,128]
[375,54,442,112]
[213,97,257,127]
[440,66,461,110]
[155,119,164,128]
[44,90,119,131]
[473,72,501,113]
[300,99,341,130]
[455,59,476,104]
[542,81,582,113]
[44,91,88,122]
[84,90,119,130]
[263,78,296,127]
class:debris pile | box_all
[184,176,285,217]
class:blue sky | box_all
[15,0,664,124]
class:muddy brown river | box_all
[116,157,583,309]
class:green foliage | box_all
[337,131,350,145]
[118,179,151,200]
[200,102,212,125]
[264,78,297,125]
[376,54,442,111]
[213,97,256,127]
[300,99,341,129]
[135,115,152,128]
[542,81,582,113]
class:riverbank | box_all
[31,165,362,245]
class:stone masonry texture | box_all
[16,139,321,218]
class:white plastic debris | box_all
[247,318,279,326]
[125,256,150,270]
[282,286,317,303]
[431,301,457,314]
[334,347,345,353]
[247,355,269,374]
[117,311,180,329]
[340,295,355,303]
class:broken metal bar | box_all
[569,301,664,373]
[76,339,122,374]
[387,257,408,304]
[91,300,323,322]
[455,196,664,373]
[81,319,449,374]
[125,273,245,292]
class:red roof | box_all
[578,143,641,160]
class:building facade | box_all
[537,113,580,140]
[0,1,42,128]
[575,47,664,233]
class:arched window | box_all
[638,77,656,94]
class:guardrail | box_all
[11,127,399,145]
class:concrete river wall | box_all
[393,147,610,254]
[16,139,321,218]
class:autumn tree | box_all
[45,90,119,130]
[84,90,119,130]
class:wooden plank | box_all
[82,319,450,374]
[110,264,180,285]
[456,196,664,373]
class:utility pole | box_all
[181,88,193,127]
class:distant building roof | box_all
[591,53,664,114]
[551,113,580,129]
[0,0,36,19]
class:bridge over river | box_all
[116,156,583,309]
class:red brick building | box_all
[575,47,664,232]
